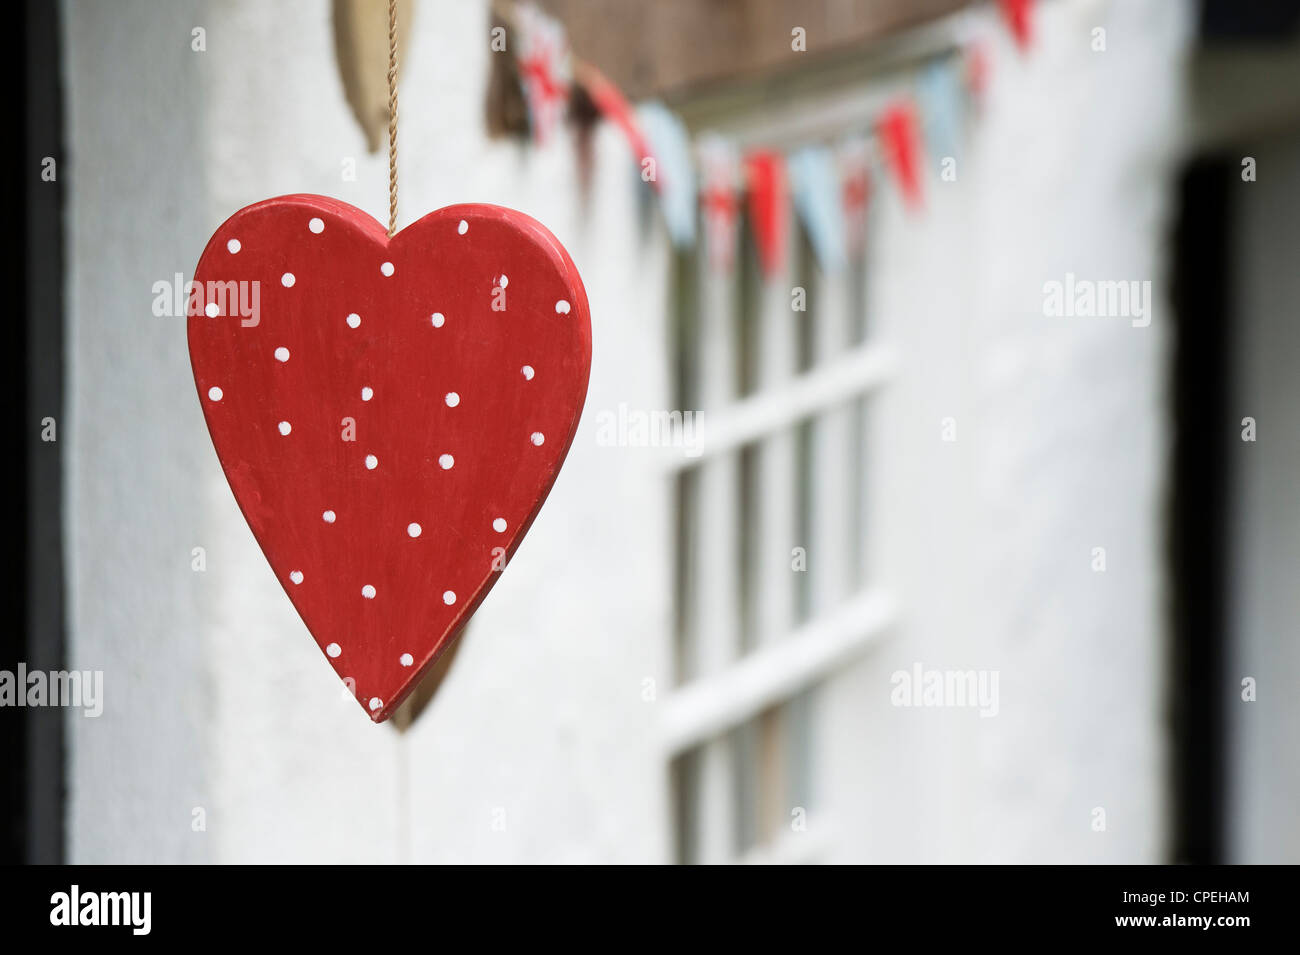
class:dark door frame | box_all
[1168,155,1233,865]
[3,0,67,865]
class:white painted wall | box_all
[63,0,1193,862]
[64,0,670,864]
[821,0,1188,863]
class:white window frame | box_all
[654,14,972,864]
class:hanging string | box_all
[387,0,399,237]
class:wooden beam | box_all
[540,0,974,100]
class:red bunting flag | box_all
[877,100,923,211]
[999,0,1034,51]
[743,151,789,278]
[698,137,740,273]
[574,64,660,194]
[965,38,991,106]
[839,139,872,258]
[515,2,573,144]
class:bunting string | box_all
[488,0,1029,274]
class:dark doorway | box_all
[3,0,67,864]
[1167,155,1233,865]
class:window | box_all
[661,101,901,863]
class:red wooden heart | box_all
[188,196,591,722]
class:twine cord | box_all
[387,0,398,237]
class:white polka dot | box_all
[362,584,376,599]
[326,642,341,658]
[207,386,223,401]
[530,431,545,446]
[346,312,361,328]
[365,454,378,470]
[380,261,395,277]
[457,219,469,235]
[227,238,241,254]
[274,346,290,362]
[204,302,220,317]
[369,697,382,711]
[407,522,422,538]
[361,386,373,401]
[278,421,292,436]
[555,299,570,314]
[493,518,507,533]
[281,272,295,287]
[289,570,304,585]
[399,653,414,667]
[443,590,457,605]
[323,509,336,523]
[499,274,509,288]
[521,365,535,380]
[445,392,460,407]
[431,312,445,328]
[438,454,454,470]
[308,217,324,233]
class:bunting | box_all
[514,1,573,145]
[998,0,1035,52]
[697,136,742,273]
[789,147,847,273]
[918,58,964,163]
[637,101,696,247]
[743,151,790,279]
[575,64,660,194]
[489,0,1030,271]
[965,37,992,108]
[838,138,872,259]
[878,99,924,210]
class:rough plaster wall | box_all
[823,0,1189,863]
[64,0,670,863]
[62,0,217,864]
[65,0,1189,863]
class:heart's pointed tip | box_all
[368,690,408,724]
[358,701,391,724]
[357,693,396,724]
